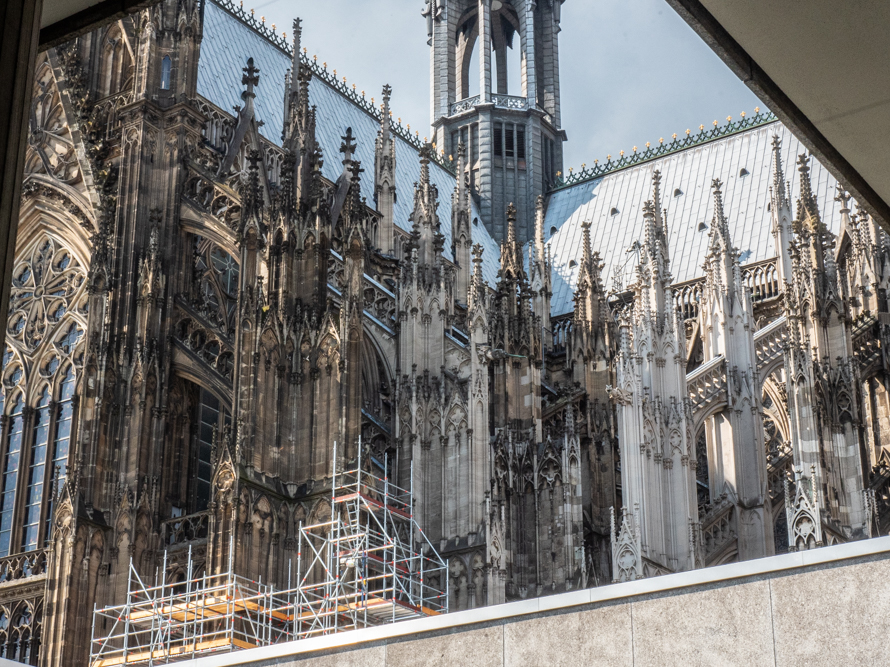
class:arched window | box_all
[48,368,75,509]
[194,238,240,336]
[44,366,74,542]
[22,389,50,552]
[9,607,34,663]
[160,55,172,90]
[98,25,133,97]
[194,389,223,512]
[0,396,24,557]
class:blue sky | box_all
[250,0,765,170]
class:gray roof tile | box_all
[543,122,843,316]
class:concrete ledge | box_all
[183,536,890,666]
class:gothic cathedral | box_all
[2,0,889,664]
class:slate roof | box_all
[543,121,845,316]
[198,2,847,319]
[197,0,502,285]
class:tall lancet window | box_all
[160,55,172,90]
[0,395,24,557]
[193,388,229,512]
[22,388,50,551]
[46,366,75,538]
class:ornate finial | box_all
[379,85,393,139]
[651,169,662,213]
[642,201,657,239]
[470,242,485,304]
[243,149,263,219]
[771,134,790,210]
[581,220,592,263]
[455,141,468,209]
[340,127,357,163]
[711,178,725,216]
[242,57,260,101]
[290,19,303,80]
[506,203,518,245]
[418,142,432,186]
[534,194,546,248]
[797,152,814,202]
[834,182,851,210]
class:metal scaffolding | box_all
[291,444,448,638]
[90,445,448,665]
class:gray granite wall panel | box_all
[386,625,504,667]
[631,580,775,667]
[503,602,633,667]
[770,557,890,666]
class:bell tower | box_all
[426,0,566,243]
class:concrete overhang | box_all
[668,0,890,230]
[39,0,161,49]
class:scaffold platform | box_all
[90,445,448,665]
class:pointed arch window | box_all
[193,238,240,335]
[160,55,172,90]
[0,396,24,557]
[22,389,50,552]
[45,367,75,542]
[193,388,230,512]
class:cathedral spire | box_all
[498,203,526,285]
[219,57,263,177]
[454,141,468,212]
[708,178,734,256]
[408,143,442,266]
[533,194,546,265]
[770,136,794,285]
[237,149,265,245]
[289,18,302,100]
[469,243,485,311]
[640,171,670,277]
[771,135,790,212]
[581,218,593,271]
[452,142,472,301]
[375,84,396,254]
[528,195,552,348]
[241,57,260,115]
[330,127,357,225]
[796,153,823,230]
[379,84,392,145]
[506,203,517,246]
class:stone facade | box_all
[0,1,889,664]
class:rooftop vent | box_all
[739,168,749,177]
[674,188,683,197]
[568,259,577,268]
[550,226,557,237]
[610,207,619,216]
[698,222,708,232]
[767,202,771,211]
[473,217,478,226]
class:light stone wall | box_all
[188,538,890,667]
